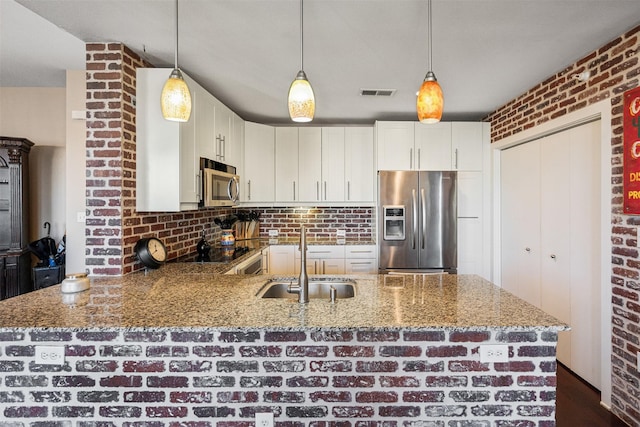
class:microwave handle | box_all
[228,176,240,203]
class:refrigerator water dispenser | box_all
[383,205,405,240]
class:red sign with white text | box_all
[624,86,640,214]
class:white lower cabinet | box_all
[295,246,345,275]
[500,120,601,389]
[345,245,378,273]
[269,244,377,275]
[268,245,295,275]
[457,171,484,276]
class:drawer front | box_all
[345,245,377,259]
[345,259,377,274]
[296,245,345,259]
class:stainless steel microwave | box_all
[200,158,239,208]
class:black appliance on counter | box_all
[175,245,252,264]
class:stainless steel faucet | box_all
[288,225,309,303]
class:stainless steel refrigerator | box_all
[378,170,457,273]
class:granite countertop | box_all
[0,265,567,331]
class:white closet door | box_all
[540,131,572,366]
[500,141,541,307]
[568,120,601,388]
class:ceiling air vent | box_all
[360,89,396,97]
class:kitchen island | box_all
[0,267,566,424]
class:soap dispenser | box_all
[196,227,211,262]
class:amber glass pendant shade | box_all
[161,68,192,122]
[417,71,443,124]
[288,70,315,123]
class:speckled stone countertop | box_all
[0,264,567,331]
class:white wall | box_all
[0,87,66,146]
[0,86,68,262]
[65,70,87,274]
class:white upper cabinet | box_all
[345,127,374,202]
[213,98,232,163]
[137,68,200,212]
[244,122,275,203]
[298,128,323,202]
[376,121,415,170]
[321,127,346,202]
[275,127,299,202]
[137,68,244,212]
[414,122,452,170]
[452,122,484,171]
[196,87,216,162]
[228,113,244,172]
[376,121,485,172]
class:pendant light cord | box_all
[174,0,179,69]
[300,0,304,71]
[428,0,432,71]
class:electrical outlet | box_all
[77,211,86,223]
[35,346,65,365]
[255,412,274,427]
[479,344,509,363]
[336,229,346,238]
[268,229,278,237]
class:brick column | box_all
[85,43,148,276]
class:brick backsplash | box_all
[0,328,557,424]
[248,207,374,240]
[486,24,640,426]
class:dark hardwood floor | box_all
[557,363,629,426]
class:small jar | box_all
[220,229,235,246]
[61,272,90,294]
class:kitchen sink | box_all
[256,279,356,299]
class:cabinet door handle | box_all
[293,181,296,201]
[525,247,531,252]
[196,173,201,199]
[410,148,413,170]
[316,181,319,201]
[324,181,327,200]
[221,136,226,161]
[322,260,326,274]
[418,148,421,170]
[550,254,557,260]
[248,180,251,201]
[347,181,351,201]
[455,148,459,169]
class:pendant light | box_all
[416,0,443,124]
[161,0,192,122]
[288,0,315,122]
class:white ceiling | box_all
[2,0,640,125]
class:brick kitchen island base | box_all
[0,272,565,424]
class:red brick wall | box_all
[0,327,558,424]
[486,24,640,425]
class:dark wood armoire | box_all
[0,137,33,299]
